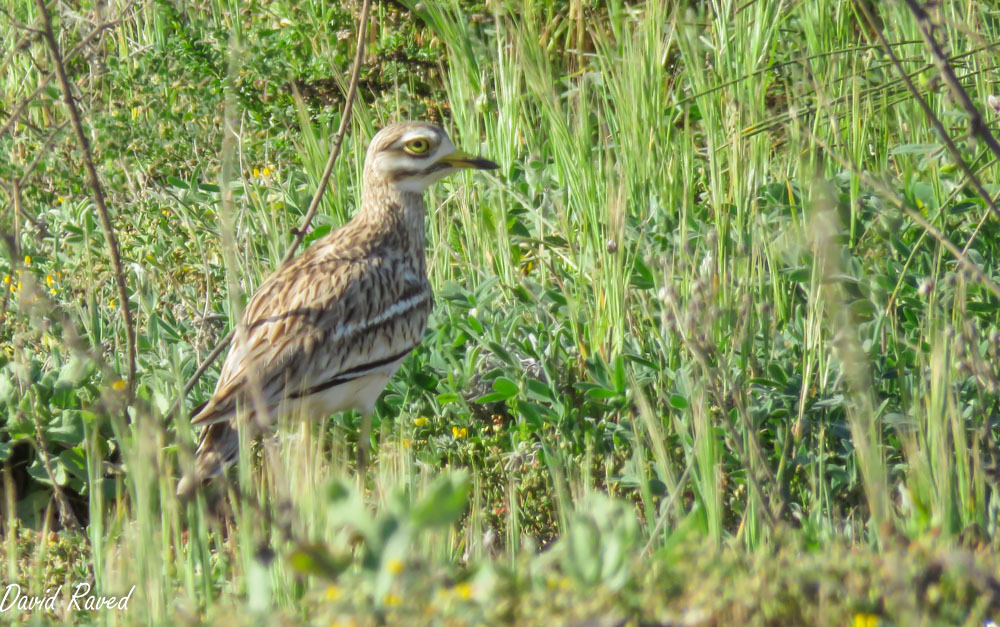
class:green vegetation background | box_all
[2,0,1000,624]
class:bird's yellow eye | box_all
[404,138,431,155]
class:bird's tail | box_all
[176,421,240,499]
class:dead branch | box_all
[0,9,134,142]
[855,1,1000,227]
[35,0,137,403]
[902,0,1000,163]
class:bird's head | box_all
[364,122,499,193]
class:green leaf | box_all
[890,143,940,155]
[781,266,810,282]
[287,543,352,579]
[55,355,93,390]
[47,412,85,446]
[584,387,619,400]
[668,394,688,410]
[411,472,470,529]
[476,392,508,404]
[491,377,518,400]
[435,392,461,404]
[303,224,331,245]
[517,400,547,429]
[58,448,88,482]
[967,301,1000,314]
[525,378,553,402]
[612,355,626,393]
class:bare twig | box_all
[17,119,69,190]
[30,413,83,531]
[803,128,1000,302]
[0,10,133,141]
[168,0,374,423]
[902,0,1000,163]
[36,0,137,401]
[855,1,1000,227]
[282,0,373,265]
[0,119,70,238]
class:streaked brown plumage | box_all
[177,122,498,497]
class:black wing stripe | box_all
[289,344,418,399]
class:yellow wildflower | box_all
[45,274,53,287]
[252,168,260,178]
[112,379,126,391]
[452,426,468,439]
[324,584,341,601]
[23,255,31,266]
[387,558,404,575]
[451,583,472,600]
[414,416,428,427]
[384,593,400,607]
[261,167,272,177]
[853,614,880,627]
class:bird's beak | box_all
[440,150,500,170]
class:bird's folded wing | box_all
[190,250,430,427]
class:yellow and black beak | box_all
[441,150,500,170]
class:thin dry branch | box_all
[855,1,1000,227]
[0,8,133,141]
[803,127,1000,303]
[168,0,374,423]
[36,0,137,401]
[283,0,373,264]
[902,0,1000,163]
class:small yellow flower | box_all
[45,274,53,287]
[112,379,126,391]
[387,558,404,575]
[261,167,272,177]
[109,299,117,309]
[23,255,31,266]
[451,583,472,600]
[853,614,880,627]
[384,593,400,607]
[132,106,139,121]
[49,288,57,295]
[452,426,467,439]
[57,196,67,203]
[2,275,9,285]
[402,438,410,449]
[252,168,260,178]
[162,209,170,217]
[414,416,428,427]
[324,584,341,600]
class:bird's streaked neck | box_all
[358,181,428,255]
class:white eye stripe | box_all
[398,129,439,145]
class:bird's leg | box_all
[357,412,373,476]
